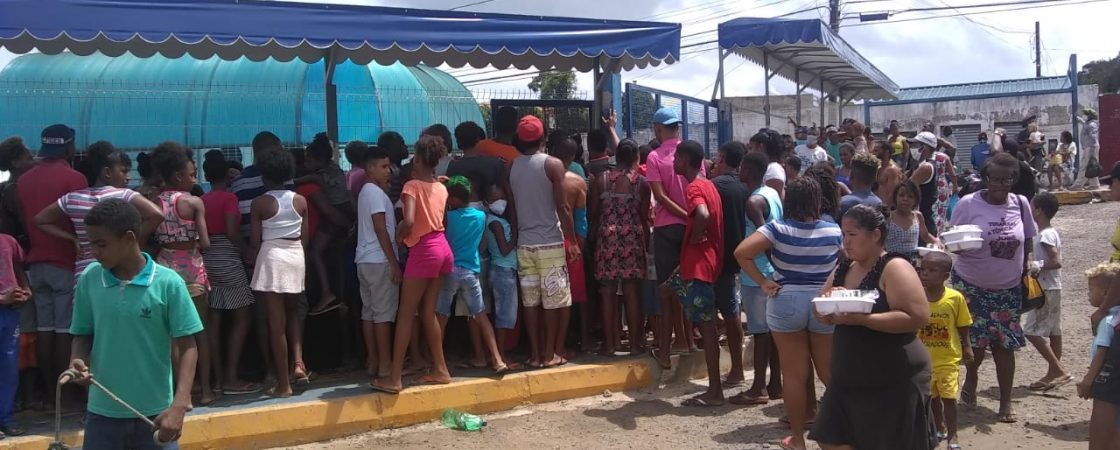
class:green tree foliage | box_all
[528,70,588,133]
[1078,53,1120,94]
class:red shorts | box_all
[19,332,37,370]
[565,240,587,303]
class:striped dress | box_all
[757,219,843,287]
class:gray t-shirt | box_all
[509,153,563,246]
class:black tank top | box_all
[830,253,930,390]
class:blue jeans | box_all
[0,308,17,427]
[488,266,518,329]
[83,413,179,450]
[437,267,485,317]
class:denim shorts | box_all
[437,267,485,317]
[740,284,770,334]
[489,265,518,329]
[83,413,179,450]
[766,284,833,334]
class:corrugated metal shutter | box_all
[996,122,1026,144]
[950,124,981,173]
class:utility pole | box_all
[830,0,841,33]
[1035,21,1042,78]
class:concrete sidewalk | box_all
[3,346,742,450]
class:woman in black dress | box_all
[810,205,934,450]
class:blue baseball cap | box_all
[39,124,75,159]
[653,107,681,126]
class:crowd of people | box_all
[0,103,1116,450]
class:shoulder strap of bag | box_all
[1015,194,1028,277]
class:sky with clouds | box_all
[1,0,1118,100]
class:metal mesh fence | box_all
[0,79,590,176]
[623,83,721,156]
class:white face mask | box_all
[489,199,507,216]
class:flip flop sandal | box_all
[369,381,401,395]
[307,300,341,316]
[997,413,1017,423]
[223,384,263,395]
[1044,375,1074,391]
[413,375,452,386]
[1028,378,1053,390]
[779,435,799,450]
[682,396,724,407]
[522,359,543,369]
[493,364,510,375]
[728,393,769,405]
[948,443,962,450]
[455,362,488,370]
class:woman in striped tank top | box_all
[734,177,843,450]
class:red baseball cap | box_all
[517,115,544,142]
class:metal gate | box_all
[623,83,720,155]
[490,98,596,143]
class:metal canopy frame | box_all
[0,0,681,140]
[713,17,898,128]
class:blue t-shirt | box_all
[486,214,518,269]
[757,219,842,286]
[838,190,882,219]
[446,207,485,272]
[1091,305,1120,359]
[742,185,782,287]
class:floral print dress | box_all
[932,151,953,233]
[595,169,647,281]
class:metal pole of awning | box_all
[819,79,825,128]
[763,52,771,128]
[795,69,801,125]
[324,48,339,146]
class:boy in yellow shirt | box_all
[918,251,974,450]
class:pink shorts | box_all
[157,247,209,297]
[404,232,453,279]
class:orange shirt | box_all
[401,179,448,247]
[475,139,521,167]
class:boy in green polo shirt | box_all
[68,199,202,449]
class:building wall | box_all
[866,84,1100,141]
[723,84,1100,145]
[721,94,860,142]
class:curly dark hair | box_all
[151,141,194,185]
[784,176,822,222]
[804,162,839,219]
[76,140,130,186]
[258,148,295,185]
[377,131,408,166]
[203,150,229,184]
[0,136,29,172]
[413,134,447,170]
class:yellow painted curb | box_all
[2,358,653,450]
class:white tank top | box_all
[261,190,302,241]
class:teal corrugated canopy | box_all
[0,53,484,151]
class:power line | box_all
[842,0,1112,28]
[448,0,495,11]
[692,59,750,97]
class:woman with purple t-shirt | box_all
[949,153,1037,424]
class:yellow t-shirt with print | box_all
[918,287,973,369]
[1111,220,1120,263]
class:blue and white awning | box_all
[0,0,681,72]
[718,18,898,100]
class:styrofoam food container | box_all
[916,246,948,257]
[812,289,878,314]
[945,237,983,253]
[940,225,982,245]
